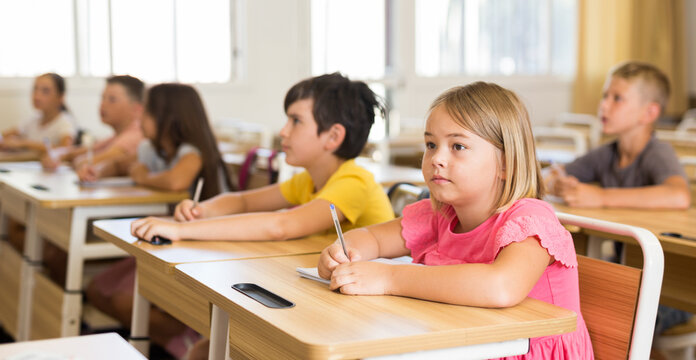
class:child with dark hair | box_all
[1,72,76,151]
[131,72,394,242]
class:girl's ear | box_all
[325,123,346,151]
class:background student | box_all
[548,61,691,209]
[131,73,394,243]
[86,83,232,359]
[319,82,593,359]
[0,72,76,151]
[41,75,145,181]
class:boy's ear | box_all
[642,102,662,124]
[324,123,346,151]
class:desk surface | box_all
[0,332,146,359]
[0,169,187,208]
[175,254,577,359]
[0,150,41,162]
[553,203,696,258]
[94,218,334,273]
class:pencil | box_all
[329,204,348,258]
[192,178,204,207]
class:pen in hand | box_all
[330,204,349,259]
[192,178,204,208]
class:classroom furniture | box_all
[0,168,187,341]
[175,253,578,360]
[553,112,601,149]
[386,182,428,217]
[557,212,663,359]
[533,126,587,165]
[553,204,696,314]
[654,317,696,360]
[0,149,41,163]
[0,332,146,359]
[92,218,334,357]
[676,108,696,133]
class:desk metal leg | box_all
[130,275,151,357]
[17,204,40,341]
[209,304,230,360]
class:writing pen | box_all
[329,204,348,258]
[192,177,204,208]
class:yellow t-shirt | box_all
[279,159,394,233]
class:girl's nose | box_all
[431,149,447,168]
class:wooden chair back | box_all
[578,255,642,359]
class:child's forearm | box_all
[388,264,519,308]
[343,228,382,260]
[200,192,248,217]
[602,183,691,209]
[177,211,304,241]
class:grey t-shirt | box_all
[564,135,687,188]
[137,140,201,173]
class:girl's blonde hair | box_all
[428,82,544,212]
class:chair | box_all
[554,112,602,149]
[533,126,588,165]
[387,182,429,217]
[676,109,696,134]
[556,213,664,359]
[654,317,696,359]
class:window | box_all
[415,0,577,77]
[0,0,239,83]
[311,0,386,79]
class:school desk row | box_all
[0,159,694,359]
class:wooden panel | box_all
[36,207,72,250]
[578,255,642,360]
[625,244,696,313]
[137,261,210,337]
[0,189,27,223]
[30,272,74,340]
[0,241,22,338]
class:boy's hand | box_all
[40,154,60,172]
[557,176,604,207]
[131,217,182,242]
[174,199,205,222]
[129,163,149,184]
[330,261,393,295]
[317,242,361,279]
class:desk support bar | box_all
[209,304,229,360]
[131,275,151,357]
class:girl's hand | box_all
[40,154,60,172]
[174,199,205,222]
[129,163,149,184]
[131,217,182,241]
[330,261,393,295]
[317,242,362,279]
[76,164,98,182]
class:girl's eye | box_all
[614,95,622,102]
[453,143,466,151]
[425,142,436,150]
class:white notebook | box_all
[296,256,416,285]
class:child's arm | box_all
[331,237,551,308]
[318,219,410,279]
[132,197,354,242]
[558,175,691,209]
[130,153,201,192]
[174,183,291,221]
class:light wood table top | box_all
[552,203,696,258]
[0,169,187,208]
[94,218,335,273]
[0,332,146,359]
[0,149,41,162]
[175,254,577,359]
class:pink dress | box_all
[401,198,594,359]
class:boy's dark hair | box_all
[106,75,145,103]
[145,83,232,199]
[39,72,68,112]
[283,73,386,159]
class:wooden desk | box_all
[0,332,146,359]
[0,149,41,162]
[93,218,334,357]
[175,254,577,360]
[553,204,696,313]
[0,169,187,341]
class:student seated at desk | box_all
[0,72,76,151]
[87,83,232,359]
[319,83,593,359]
[130,73,395,359]
[41,75,145,181]
[545,61,692,359]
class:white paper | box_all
[296,256,416,285]
[76,177,134,187]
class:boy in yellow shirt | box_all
[132,72,395,241]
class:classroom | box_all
[0,0,695,359]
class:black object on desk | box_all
[661,232,696,242]
[150,236,172,245]
[232,283,295,309]
[31,184,49,191]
